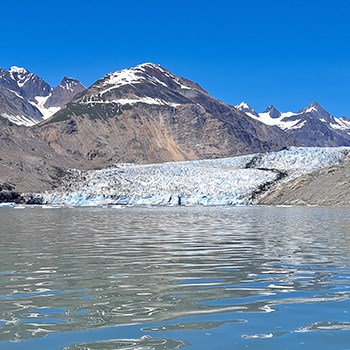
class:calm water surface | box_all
[0,206,350,349]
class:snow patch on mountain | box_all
[235,102,302,129]
[330,117,350,133]
[257,111,300,130]
[235,102,259,119]
[0,66,85,125]
[9,66,30,87]
[2,113,37,126]
[82,96,181,107]
[43,147,350,207]
[237,101,350,143]
[59,78,78,92]
[9,66,28,75]
[31,96,61,119]
[99,63,192,95]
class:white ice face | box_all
[44,147,350,207]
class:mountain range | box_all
[236,101,350,146]
[0,62,350,194]
[1,64,349,147]
[0,66,85,125]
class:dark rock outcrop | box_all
[44,77,86,109]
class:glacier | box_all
[42,147,350,207]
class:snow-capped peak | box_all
[235,102,259,118]
[298,101,335,125]
[299,101,327,114]
[93,62,194,102]
[9,66,31,86]
[9,66,29,75]
[59,77,82,92]
[99,63,167,90]
[136,62,163,70]
[236,102,251,110]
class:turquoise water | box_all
[0,206,349,349]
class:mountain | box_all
[40,63,293,164]
[8,66,51,101]
[44,77,85,109]
[237,101,350,146]
[0,66,85,125]
[234,102,260,119]
[0,63,294,192]
[263,105,281,119]
[0,85,44,126]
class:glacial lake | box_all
[0,206,350,350]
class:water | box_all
[0,206,350,350]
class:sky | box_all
[1,0,350,116]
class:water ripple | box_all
[0,206,350,349]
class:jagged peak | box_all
[264,104,280,113]
[61,76,79,82]
[264,105,281,119]
[235,102,260,118]
[9,66,29,75]
[299,101,329,115]
[58,77,84,91]
[135,62,163,70]
[59,76,82,86]
[8,66,49,89]
[310,101,322,108]
[9,66,32,84]
[236,102,253,110]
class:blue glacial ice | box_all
[43,147,350,207]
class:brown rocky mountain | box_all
[0,63,294,193]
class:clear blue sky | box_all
[1,0,350,116]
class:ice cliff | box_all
[44,147,350,207]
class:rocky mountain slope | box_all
[0,66,85,125]
[259,154,350,205]
[236,101,350,146]
[38,63,293,162]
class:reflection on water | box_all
[0,206,350,350]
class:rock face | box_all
[0,66,85,125]
[9,66,51,101]
[237,101,350,146]
[264,105,281,119]
[0,86,44,126]
[44,77,85,109]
